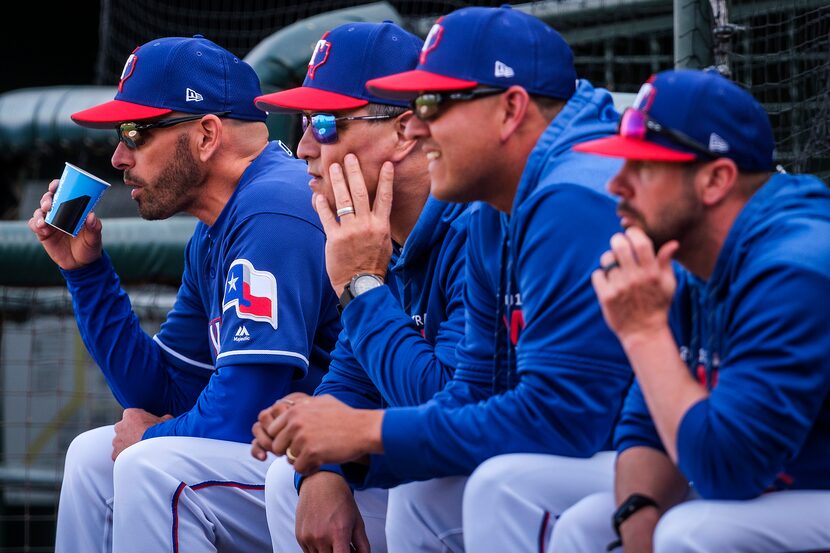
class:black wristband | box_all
[606,493,659,551]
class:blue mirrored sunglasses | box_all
[301,113,395,144]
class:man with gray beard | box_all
[28,36,339,552]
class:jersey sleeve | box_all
[614,265,693,456]
[62,251,212,416]
[315,329,384,409]
[371,187,633,482]
[149,212,335,443]
[676,264,830,499]
[451,205,508,394]
[144,361,291,442]
[215,213,331,377]
[338,218,467,407]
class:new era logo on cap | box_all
[494,61,514,78]
[709,133,730,153]
[186,88,204,102]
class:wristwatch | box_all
[606,493,658,551]
[338,273,384,314]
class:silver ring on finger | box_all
[336,206,356,217]
[286,446,298,462]
[601,260,620,276]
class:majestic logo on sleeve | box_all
[420,20,444,64]
[118,50,138,93]
[222,259,278,329]
[307,33,332,79]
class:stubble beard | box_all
[129,134,205,220]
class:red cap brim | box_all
[366,69,478,100]
[574,136,697,162]
[255,87,368,114]
[70,99,173,129]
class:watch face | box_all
[352,274,383,296]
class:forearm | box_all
[145,363,293,443]
[63,253,190,412]
[614,447,689,553]
[620,326,707,461]
[345,287,456,406]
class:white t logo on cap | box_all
[186,88,204,102]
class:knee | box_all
[549,492,615,553]
[63,426,115,481]
[264,456,295,510]
[653,502,709,553]
[464,455,514,509]
[111,437,176,489]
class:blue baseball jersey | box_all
[62,142,340,443]
[316,197,469,408]
[615,173,830,500]
[353,81,633,488]
[297,198,469,489]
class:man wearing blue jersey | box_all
[249,21,470,552]
[28,36,339,552]
[264,7,633,552]
[549,69,830,552]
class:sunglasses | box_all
[301,113,395,144]
[410,87,505,121]
[117,112,229,149]
[619,108,716,160]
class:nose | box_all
[404,115,430,141]
[296,124,320,162]
[111,140,135,172]
[607,161,635,199]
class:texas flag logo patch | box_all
[222,259,278,329]
[307,34,332,79]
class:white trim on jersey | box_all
[216,349,309,366]
[153,335,215,372]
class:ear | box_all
[194,114,223,162]
[388,110,420,163]
[696,158,739,206]
[498,86,531,143]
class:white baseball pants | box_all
[384,452,614,553]
[55,425,276,553]
[264,456,389,552]
[550,489,830,553]
[463,452,616,553]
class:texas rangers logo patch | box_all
[222,259,278,329]
[420,20,444,64]
[118,50,138,93]
[307,34,332,79]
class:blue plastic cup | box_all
[45,163,110,237]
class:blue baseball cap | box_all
[575,69,775,172]
[365,6,577,101]
[254,22,423,113]
[72,36,266,129]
